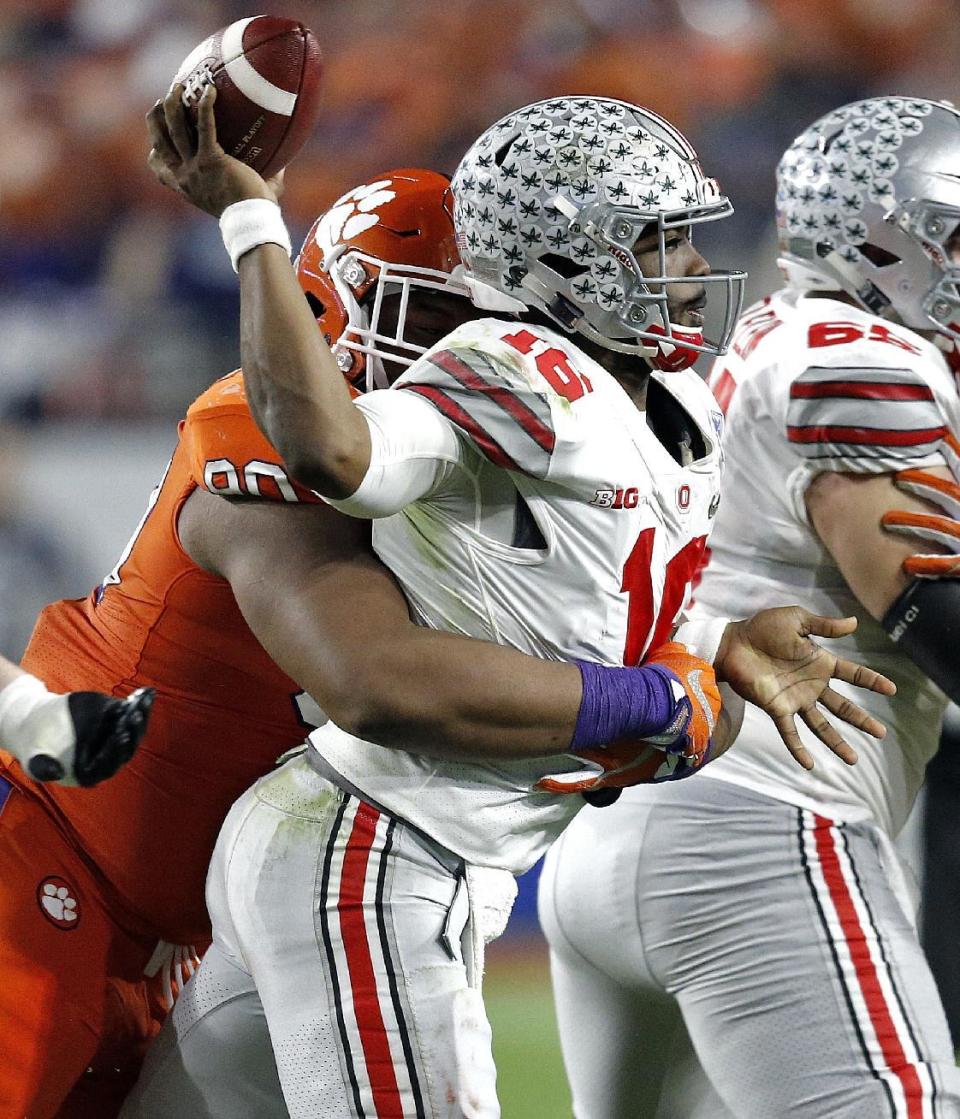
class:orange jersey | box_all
[13,372,326,943]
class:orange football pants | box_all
[0,772,173,1119]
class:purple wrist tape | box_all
[570,660,679,751]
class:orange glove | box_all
[534,643,722,796]
[882,467,960,578]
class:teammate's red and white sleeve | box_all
[0,671,153,786]
[785,361,948,474]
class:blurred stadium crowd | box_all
[2,0,959,427]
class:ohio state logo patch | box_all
[37,876,80,929]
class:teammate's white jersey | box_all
[308,317,723,873]
[692,289,958,837]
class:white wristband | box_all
[672,615,731,666]
[0,673,73,775]
[219,199,292,272]
[0,673,50,751]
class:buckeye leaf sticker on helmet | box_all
[777,97,960,342]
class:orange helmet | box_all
[296,168,470,390]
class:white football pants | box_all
[539,778,960,1119]
[123,754,507,1119]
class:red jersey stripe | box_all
[787,424,946,447]
[813,816,925,1119]
[710,368,737,415]
[429,349,556,454]
[338,802,405,1118]
[790,381,934,402]
[400,384,522,471]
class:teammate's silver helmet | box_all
[450,97,745,370]
[777,97,960,341]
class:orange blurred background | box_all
[1,0,957,425]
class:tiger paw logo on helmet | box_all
[294,169,468,391]
[315,180,398,264]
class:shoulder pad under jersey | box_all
[392,318,598,479]
[783,325,952,474]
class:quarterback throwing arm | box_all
[147,84,898,775]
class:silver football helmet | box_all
[450,97,745,371]
[777,97,960,341]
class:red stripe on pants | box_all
[813,815,924,1119]
[339,802,404,1118]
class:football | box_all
[172,15,323,178]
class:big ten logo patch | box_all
[592,486,640,509]
[37,876,80,929]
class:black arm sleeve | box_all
[882,580,960,704]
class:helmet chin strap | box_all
[462,272,527,313]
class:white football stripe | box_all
[221,16,298,117]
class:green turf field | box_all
[485,940,572,1117]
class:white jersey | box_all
[309,317,723,873]
[692,290,958,836]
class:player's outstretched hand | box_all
[716,606,896,770]
[146,84,283,218]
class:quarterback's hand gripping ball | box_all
[148,15,324,217]
[535,644,721,799]
[172,15,323,178]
